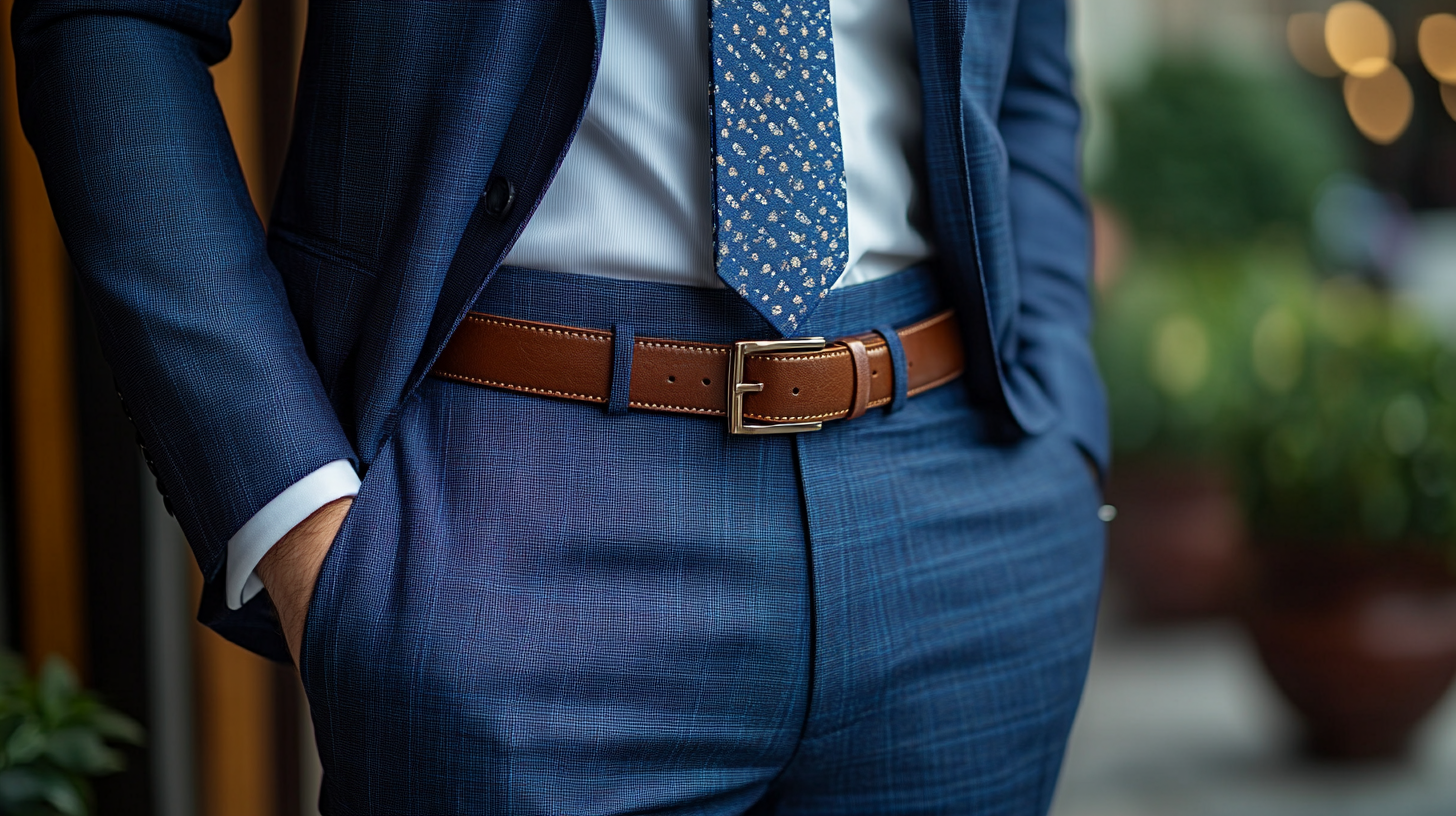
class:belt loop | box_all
[608,322,634,416]
[873,324,909,413]
[842,337,872,420]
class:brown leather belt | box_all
[431,309,964,434]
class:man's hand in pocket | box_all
[257,497,354,668]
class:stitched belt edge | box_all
[430,309,965,426]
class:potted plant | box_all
[1095,252,1267,617]
[1233,275,1456,759]
[0,653,144,815]
[1091,56,1350,619]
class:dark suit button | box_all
[483,176,515,218]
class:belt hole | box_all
[872,370,879,377]
[668,375,676,383]
[702,377,712,386]
[792,387,800,396]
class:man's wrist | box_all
[226,459,360,609]
[256,497,352,593]
[258,496,352,667]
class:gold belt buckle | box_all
[727,338,827,435]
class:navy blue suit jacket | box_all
[13,0,1104,659]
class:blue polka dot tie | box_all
[710,0,847,336]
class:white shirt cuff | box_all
[225,459,361,610]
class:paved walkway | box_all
[1050,613,1456,816]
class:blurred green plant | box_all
[1234,279,1456,550]
[1092,52,1455,553]
[1100,250,1456,549]
[0,653,143,816]
[1098,57,1349,250]
[1094,53,1356,464]
[1096,247,1308,463]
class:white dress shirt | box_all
[228,0,933,609]
[503,0,932,287]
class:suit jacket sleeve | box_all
[998,0,1109,475]
[12,0,358,652]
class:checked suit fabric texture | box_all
[302,265,1104,813]
[13,0,1110,810]
[13,0,1110,657]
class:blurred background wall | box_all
[0,1,320,814]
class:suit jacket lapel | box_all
[907,0,1008,414]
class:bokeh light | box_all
[1252,307,1305,393]
[1419,13,1456,84]
[1151,313,1211,398]
[1288,12,1342,78]
[1325,1,1394,79]
[1343,63,1414,144]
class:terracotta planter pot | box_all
[1105,461,1248,620]
[1244,550,1456,760]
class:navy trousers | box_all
[300,265,1104,815]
